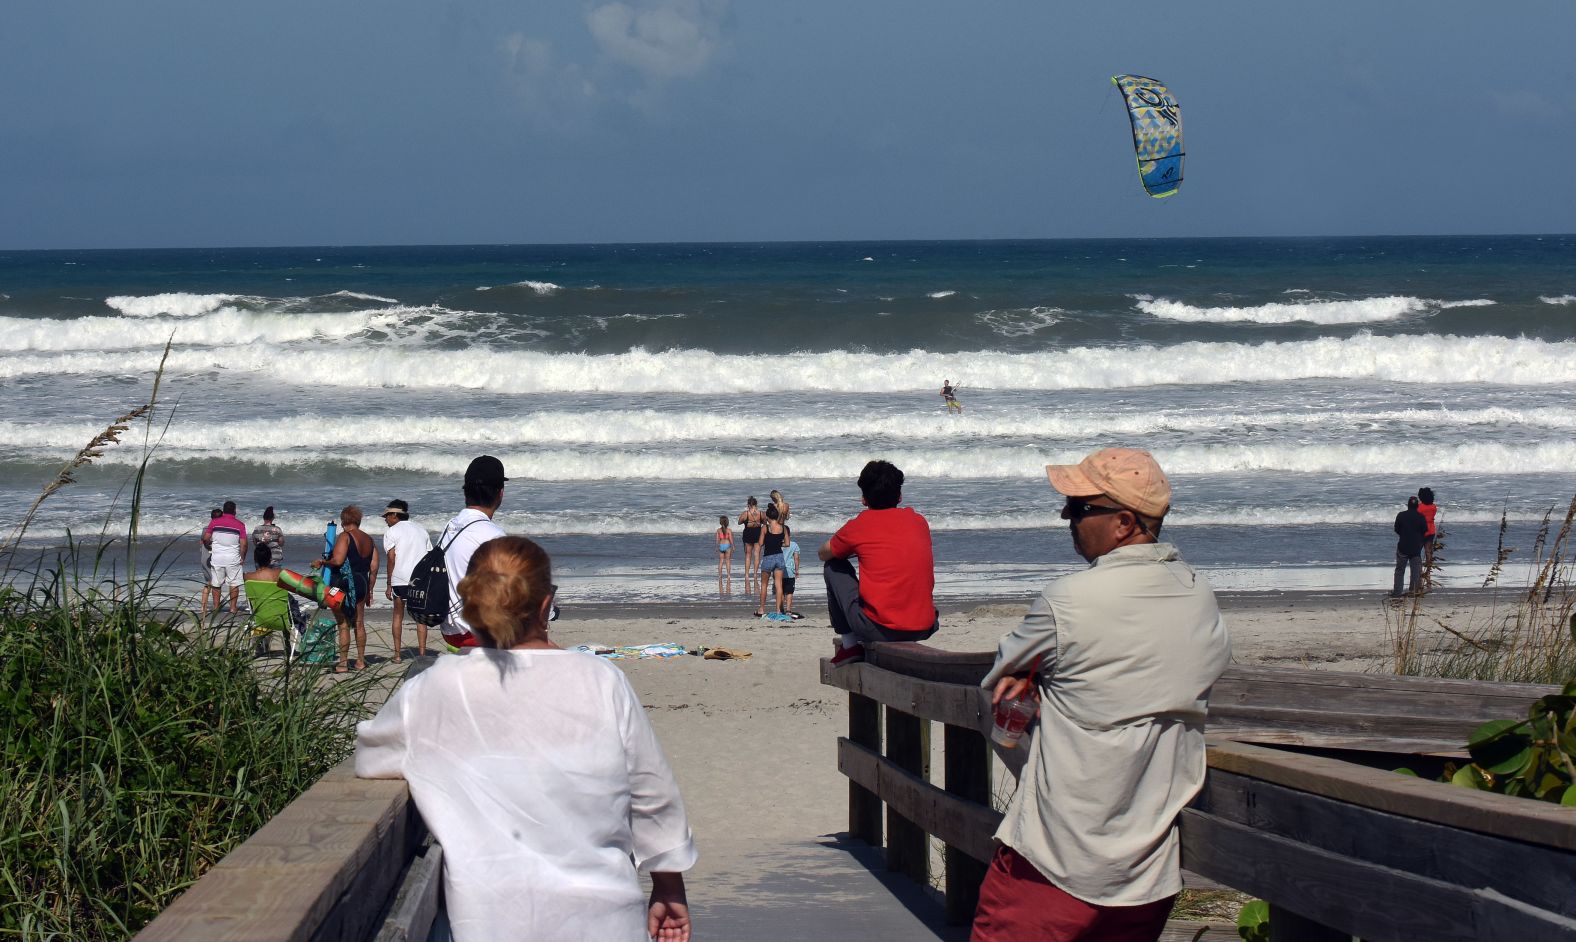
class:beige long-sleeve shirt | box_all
[982,542,1231,906]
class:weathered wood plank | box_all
[1200,770,1576,918]
[1205,729,1467,756]
[848,691,883,848]
[135,760,418,942]
[373,842,443,942]
[1207,741,1576,851]
[838,738,1003,865]
[864,643,996,685]
[943,723,991,925]
[884,707,930,883]
[821,659,992,733]
[1207,702,1486,744]
[1213,664,1555,714]
[1182,810,1576,941]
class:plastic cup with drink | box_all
[991,695,1038,748]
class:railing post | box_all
[884,707,929,883]
[943,722,990,925]
[1267,905,1349,942]
[848,690,883,846]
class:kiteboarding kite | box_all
[1111,74,1184,198]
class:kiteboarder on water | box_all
[940,379,963,414]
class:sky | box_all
[3,1,1573,249]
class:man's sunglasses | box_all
[548,584,560,622]
[1061,500,1128,522]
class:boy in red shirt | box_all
[819,460,938,665]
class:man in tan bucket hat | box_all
[971,448,1231,942]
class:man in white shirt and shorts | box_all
[381,499,433,663]
[202,500,248,616]
[437,456,509,651]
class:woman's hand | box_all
[647,872,691,942]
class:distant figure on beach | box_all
[941,379,963,414]
[355,537,697,942]
[972,448,1230,942]
[756,504,788,618]
[199,507,221,612]
[781,530,803,620]
[820,459,937,665]
[739,497,764,593]
[253,505,284,568]
[437,455,509,651]
[1392,495,1429,598]
[1417,487,1440,568]
[319,505,378,672]
[382,500,433,663]
[715,515,733,587]
[770,488,791,523]
[202,501,248,615]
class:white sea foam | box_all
[1438,299,1496,308]
[1540,295,1576,305]
[4,333,1574,392]
[58,439,1576,482]
[477,280,562,295]
[105,293,239,318]
[928,290,957,299]
[1137,296,1428,325]
[5,503,1526,542]
[975,307,1063,337]
[0,306,426,351]
[328,290,400,304]
[5,405,1573,453]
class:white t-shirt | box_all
[437,508,506,643]
[208,529,243,568]
[354,649,697,941]
[382,519,433,587]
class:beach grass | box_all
[0,356,383,940]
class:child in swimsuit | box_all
[716,515,733,583]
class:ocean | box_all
[3,235,1574,604]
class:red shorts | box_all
[970,845,1176,942]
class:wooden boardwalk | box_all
[134,645,1575,942]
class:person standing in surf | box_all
[756,504,789,618]
[253,505,285,568]
[941,379,963,414]
[739,497,763,594]
[1417,487,1440,571]
[715,515,734,590]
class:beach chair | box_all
[244,578,299,658]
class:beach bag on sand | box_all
[296,608,339,664]
[404,521,481,627]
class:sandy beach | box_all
[308,586,1490,913]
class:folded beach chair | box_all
[244,579,300,658]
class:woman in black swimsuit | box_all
[739,496,763,593]
[755,504,787,617]
[320,504,380,672]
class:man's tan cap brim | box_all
[1045,448,1171,518]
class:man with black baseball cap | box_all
[435,455,509,650]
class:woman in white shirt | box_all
[355,537,697,941]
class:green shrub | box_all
[0,555,380,939]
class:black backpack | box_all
[403,521,481,627]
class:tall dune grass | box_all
[1387,497,1576,684]
[0,353,381,939]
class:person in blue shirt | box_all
[781,531,804,620]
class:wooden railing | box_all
[821,644,1576,941]
[132,760,442,942]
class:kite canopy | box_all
[1112,74,1184,198]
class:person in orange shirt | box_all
[1417,487,1439,568]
